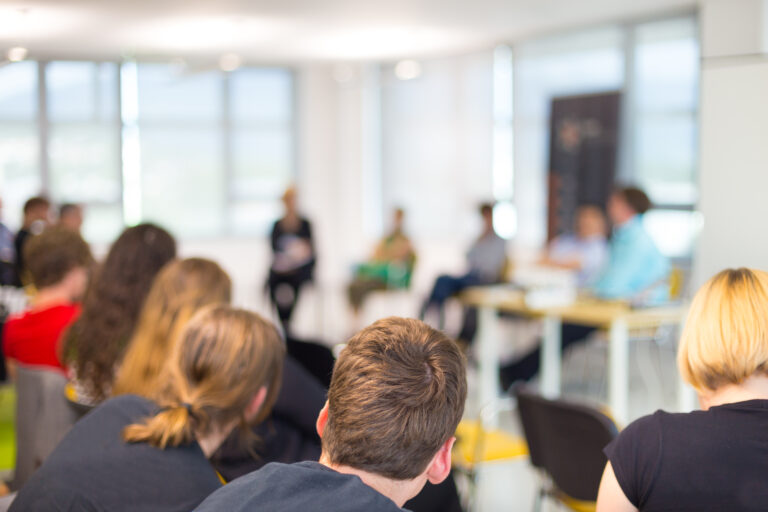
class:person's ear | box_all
[245,386,268,422]
[316,401,329,438]
[425,436,455,485]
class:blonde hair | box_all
[123,305,284,449]
[113,258,232,398]
[678,268,768,392]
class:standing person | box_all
[347,208,416,314]
[597,268,768,512]
[500,186,669,388]
[421,203,507,328]
[57,203,84,234]
[195,317,467,512]
[9,306,285,512]
[267,187,316,334]
[0,197,17,286]
[61,224,177,405]
[14,196,51,287]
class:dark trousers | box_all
[421,273,483,328]
[267,266,313,333]
[499,323,597,389]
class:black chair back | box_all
[515,387,618,502]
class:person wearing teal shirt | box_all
[500,186,670,388]
[593,188,669,304]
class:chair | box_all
[514,387,618,512]
[9,365,78,491]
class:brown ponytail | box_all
[122,305,284,450]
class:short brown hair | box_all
[23,196,50,215]
[616,186,652,215]
[323,317,467,480]
[24,227,92,289]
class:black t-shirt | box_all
[604,400,768,511]
[194,461,406,512]
[11,394,222,512]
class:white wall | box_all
[693,0,768,287]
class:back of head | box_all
[23,196,51,217]
[24,226,93,290]
[123,305,284,449]
[323,317,467,480]
[616,186,652,215]
[63,224,177,401]
[678,268,768,392]
[113,257,232,398]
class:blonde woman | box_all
[597,268,768,512]
[112,258,231,398]
[10,306,284,511]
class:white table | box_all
[462,286,694,426]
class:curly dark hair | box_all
[62,223,177,403]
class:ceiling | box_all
[0,0,696,63]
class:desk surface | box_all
[460,286,687,329]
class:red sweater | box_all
[2,303,80,372]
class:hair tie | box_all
[180,402,194,415]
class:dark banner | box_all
[547,92,621,241]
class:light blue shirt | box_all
[593,216,669,304]
[548,233,608,287]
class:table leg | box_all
[609,318,630,426]
[540,315,562,398]
[477,305,500,426]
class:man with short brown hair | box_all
[195,317,467,512]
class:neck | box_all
[32,285,73,309]
[319,453,423,508]
[699,374,768,410]
[196,420,237,458]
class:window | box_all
[46,61,123,242]
[0,61,40,230]
[0,60,295,242]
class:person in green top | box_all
[347,208,416,315]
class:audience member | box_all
[14,196,51,287]
[421,203,507,329]
[597,268,768,512]
[112,258,231,398]
[267,186,316,334]
[0,197,17,286]
[10,305,284,512]
[539,204,608,286]
[61,224,177,405]
[2,227,92,377]
[347,208,416,314]
[57,203,83,233]
[500,186,669,387]
[195,316,467,512]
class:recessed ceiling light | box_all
[219,53,242,72]
[394,59,422,80]
[7,46,28,62]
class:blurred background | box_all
[0,0,765,340]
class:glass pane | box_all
[0,123,40,230]
[139,127,224,237]
[635,18,699,112]
[230,199,282,236]
[231,129,292,200]
[230,68,293,124]
[136,64,222,122]
[47,61,117,122]
[635,113,697,205]
[81,203,124,244]
[48,124,121,202]
[643,209,702,258]
[0,61,37,121]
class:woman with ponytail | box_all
[10,306,284,512]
